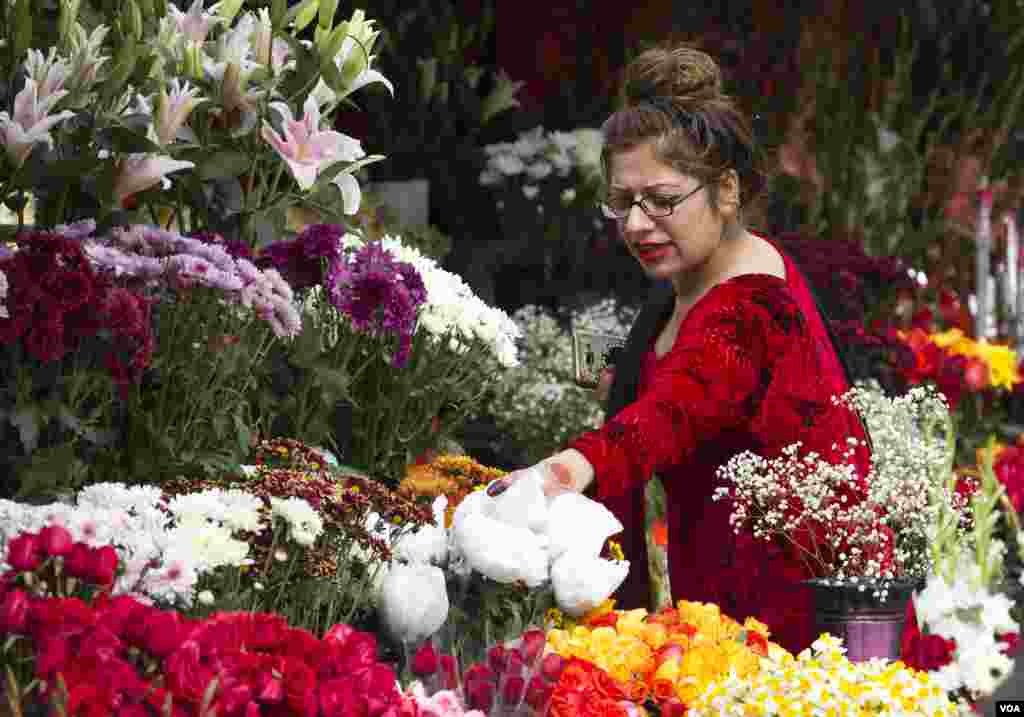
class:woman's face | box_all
[607,141,734,287]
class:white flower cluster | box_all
[489,299,638,463]
[377,233,521,368]
[479,126,604,202]
[715,384,965,583]
[690,633,958,716]
[914,554,1018,698]
[0,267,8,318]
[0,482,321,606]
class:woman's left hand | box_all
[487,461,579,498]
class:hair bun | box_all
[623,45,723,109]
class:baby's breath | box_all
[715,383,966,592]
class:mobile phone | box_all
[572,328,627,389]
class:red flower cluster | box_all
[1,530,418,717]
[0,232,153,392]
[411,631,554,713]
[548,658,629,717]
[896,328,973,409]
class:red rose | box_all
[0,589,29,634]
[412,641,439,676]
[504,648,526,678]
[39,524,73,557]
[901,624,956,671]
[995,448,1024,513]
[6,532,41,572]
[95,594,146,636]
[586,611,619,629]
[65,541,93,579]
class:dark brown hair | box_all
[602,45,766,213]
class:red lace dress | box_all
[568,240,872,653]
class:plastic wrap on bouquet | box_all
[645,475,672,612]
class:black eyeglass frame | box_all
[598,183,706,220]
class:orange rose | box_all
[651,677,677,702]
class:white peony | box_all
[550,550,628,617]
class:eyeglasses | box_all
[599,184,705,220]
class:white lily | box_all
[0,80,75,168]
[111,154,195,206]
[261,95,365,191]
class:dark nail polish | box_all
[487,480,507,497]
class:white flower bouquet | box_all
[714,384,969,592]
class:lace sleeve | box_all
[570,278,801,501]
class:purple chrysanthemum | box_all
[258,223,347,290]
[327,241,426,367]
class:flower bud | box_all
[411,641,439,677]
[439,654,459,690]
[197,590,215,606]
[39,524,73,558]
[502,675,525,705]
[524,674,552,712]
[0,589,30,634]
[540,652,565,683]
[65,541,92,579]
[487,642,508,673]
[518,629,546,664]
[6,533,41,573]
[465,678,494,712]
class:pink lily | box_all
[0,80,75,168]
[260,95,364,191]
[111,155,195,206]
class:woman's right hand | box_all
[487,461,579,498]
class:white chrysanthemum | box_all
[269,496,323,546]
[166,520,250,570]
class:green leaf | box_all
[312,363,351,399]
[11,0,33,63]
[101,37,139,103]
[312,154,385,189]
[270,0,288,30]
[288,0,319,32]
[289,323,323,369]
[233,412,251,457]
[197,151,252,181]
[14,443,83,500]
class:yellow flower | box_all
[929,328,966,349]
[608,540,625,561]
[976,341,1021,390]
[743,616,772,638]
[546,608,565,629]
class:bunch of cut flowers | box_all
[901,446,1021,709]
[77,220,301,480]
[258,223,520,480]
[689,632,957,716]
[545,599,780,714]
[0,530,416,716]
[714,383,970,595]
[0,0,390,250]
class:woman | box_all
[492,45,871,653]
